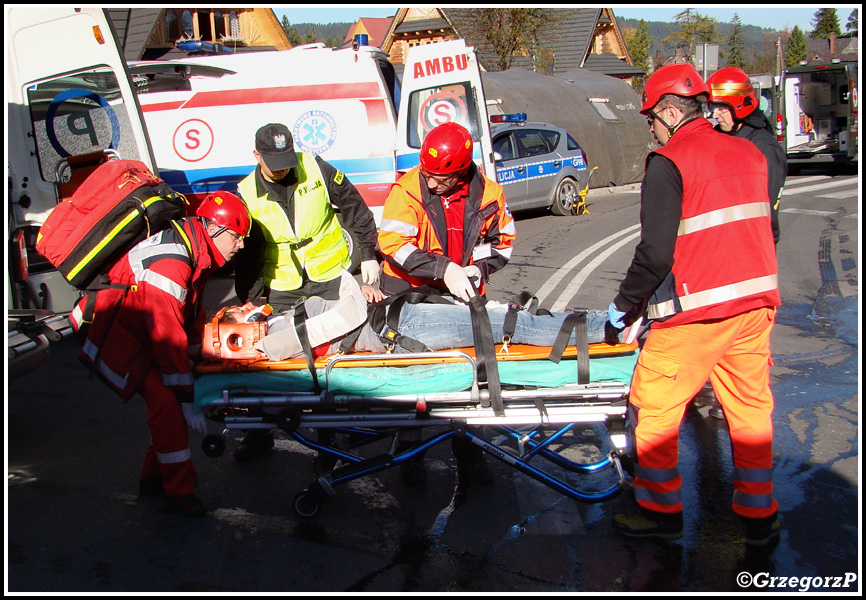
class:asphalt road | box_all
[6,167,860,593]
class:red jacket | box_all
[71,218,225,401]
[647,118,780,327]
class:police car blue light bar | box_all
[490,113,527,124]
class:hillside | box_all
[289,21,353,42]
[616,18,783,57]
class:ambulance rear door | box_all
[7,6,156,313]
[396,39,495,178]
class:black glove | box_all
[604,320,623,345]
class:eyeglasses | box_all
[225,230,244,244]
[646,110,661,127]
[420,168,459,185]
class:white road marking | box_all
[551,231,641,312]
[535,224,640,307]
[781,178,856,195]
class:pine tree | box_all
[725,14,748,69]
[281,16,302,46]
[810,8,842,38]
[785,26,808,67]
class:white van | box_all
[131,39,496,225]
[780,61,858,166]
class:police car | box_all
[491,115,590,215]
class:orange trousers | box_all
[629,307,778,519]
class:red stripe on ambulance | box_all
[141,82,383,112]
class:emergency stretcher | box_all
[193,306,638,519]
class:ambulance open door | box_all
[396,39,495,178]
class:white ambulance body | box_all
[132,39,496,224]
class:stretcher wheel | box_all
[202,435,226,458]
[313,453,339,475]
[293,492,320,518]
[276,407,302,433]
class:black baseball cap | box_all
[255,123,298,171]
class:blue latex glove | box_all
[608,301,627,329]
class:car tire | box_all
[341,226,361,274]
[551,177,579,216]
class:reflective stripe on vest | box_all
[678,201,770,236]
[648,274,779,319]
[239,153,349,290]
[127,234,192,303]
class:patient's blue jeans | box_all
[395,300,607,351]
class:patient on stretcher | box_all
[215,270,610,362]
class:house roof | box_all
[105,8,290,61]
[805,36,859,63]
[583,54,646,77]
[343,16,395,48]
[400,8,639,78]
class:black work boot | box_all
[233,430,275,463]
[742,513,781,547]
[453,436,493,484]
[167,493,208,517]
[613,508,684,540]
[138,476,165,497]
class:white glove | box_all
[181,403,208,436]
[463,265,482,285]
[443,262,476,302]
[361,259,381,285]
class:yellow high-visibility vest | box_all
[239,152,349,291]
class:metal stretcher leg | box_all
[291,428,456,518]
[455,426,624,504]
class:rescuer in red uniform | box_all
[607,64,782,547]
[71,192,251,516]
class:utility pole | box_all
[776,36,783,78]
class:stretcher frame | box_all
[198,346,635,518]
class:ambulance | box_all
[130,38,496,227]
[780,60,858,167]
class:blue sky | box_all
[273,6,858,32]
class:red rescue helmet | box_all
[420,122,474,175]
[641,63,709,114]
[706,67,758,121]
[196,191,251,237]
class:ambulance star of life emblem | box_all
[294,110,337,155]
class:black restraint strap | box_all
[548,309,590,384]
[360,285,452,354]
[292,300,321,392]
[468,292,504,416]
